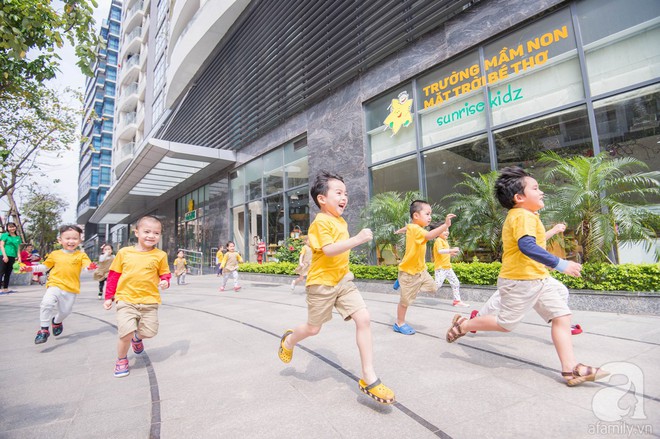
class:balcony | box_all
[114,142,135,178]
[116,112,137,140]
[123,2,144,34]
[118,55,140,86]
[119,82,139,112]
[121,27,143,60]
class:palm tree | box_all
[539,151,660,263]
[359,191,422,265]
[443,171,507,261]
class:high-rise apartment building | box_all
[77,0,122,259]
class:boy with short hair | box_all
[278,170,395,404]
[103,215,171,377]
[446,167,606,386]
[32,225,95,344]
[394,201,455,335]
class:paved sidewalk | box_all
[1,273,658,439]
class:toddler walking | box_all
[219,241,242,291]
[32,225,95,344]
[433,227,468,307]
[94,243,114,299]
[173,250,188,285]
[103,215,171,377]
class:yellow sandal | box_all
[562,363,609,387]
[358,378,396,405]
[278,329,294,363]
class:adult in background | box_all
[0,222,22,294]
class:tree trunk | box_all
[5,188,26,241]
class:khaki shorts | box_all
[496,276,571,331]
[306,272,366,326]
[116,301,160,339]
[398,270,436,306]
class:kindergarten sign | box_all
[419,23,572,127]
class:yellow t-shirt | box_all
[43,250,92,293]
[110,246,170,304]
[221,251,243,271]
[216,250,223,264]
[499,208,549,280]
[433,238,451,270]
[306,213,349,286]
[398,223,429,275]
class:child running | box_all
[433,227,468,307]
[469,223,583,335]
[173,250,188,285]
[94,243,115,299]
[215,245,225,276]
[278,170,395,404]
[445,167,607,386]
[103,215,171,378]
[32,225,95,344]
[393,201,455,335]
[219,241,242,291]
[290,235,312,291]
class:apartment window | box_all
[106,67,117,81]
[153,55,166,92]
[109,22,120,35]
[100,167,111,185]
[152,92,164,122]
[107,52,117,65]
[100,150,112,165]
[110,7,121,21]
[108,36,119,51]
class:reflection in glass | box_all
[265,194,285,251]
[245,159,263,201]
[594,85,660,202]
[247,200,263,262]
[287,189,310,237]
[577,0,660,96]
[371,155,419,195]
[264,149,284,195]
[231,205,246,256]
[495,106,592,173]
[424,135,491,204]
[230,170,245,206]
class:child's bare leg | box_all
[396,303,408,326]
[284,322,321,350]
[551,315,577,373]
[117,332,132,358]
[460,315,508,333]
[352,308,377,384]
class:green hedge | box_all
[239,262,660,293]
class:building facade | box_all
[77,0,122,259]
[90,0,660,267]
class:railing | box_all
[124,27,143,45]
[177,249,203,275]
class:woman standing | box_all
[0,222,22,294]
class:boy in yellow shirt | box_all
[33,225,95,344]
[394,201,455,335]
[278,170,395,404]
[219,241,243,291]
[103,215,171,378]
[445,167,607,386]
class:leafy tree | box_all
[360,191,425,265]
[540,151,660,263]
[0,0,99,103]
[443,171,507,261]
[0,87,80,238]
[21,189,67,255]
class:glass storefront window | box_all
[231,205,246,256]
[264,149,284,195]
[366,85,416,163]
[417,52,487,147]
[245,158,263,201]
[247,200,263,261]
[287,189,310,237]
[285,139,308,188]
[265,194,285,251]
[230,169,245,206]
[371,154,419,195]
[593,84,660,183]
[484,7,583,126]
[577,0,660,97]
[494,105,593,173]
[423,135,491,204]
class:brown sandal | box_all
[561,363,609,387]
[446,314,467,343]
